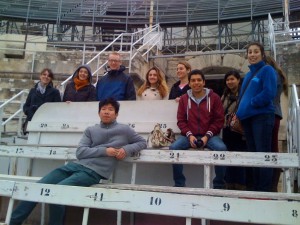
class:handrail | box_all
[268,13,276,60]
[287,84,300,192]
[59,24,162,91]
[0,90,28,139]
[0,90,28,110]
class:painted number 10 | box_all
[150,197,162,206]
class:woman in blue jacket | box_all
[236,42,277,192]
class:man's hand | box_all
[115,148,126,160]
[189,135,208,149]
[189,135,197,148]
[106,147,127,160]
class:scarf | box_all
[37,82,46,94]
[74,76,89,91]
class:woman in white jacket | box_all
[137,67,169,100]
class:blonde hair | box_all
[177,61,191,72]
[137,67,169,98]
[109,51,122,60]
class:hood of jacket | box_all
[186,88,212,111]
[72,64,93,83]
[187,88,210,101]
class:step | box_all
[0,78,35,89]
[0,88,27,100]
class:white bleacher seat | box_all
[0,100,300,225]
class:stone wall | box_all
[1,46,298,146]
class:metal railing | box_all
[59,24,162,93]
[0,25,162,139]
[0,90,28,140]
[268,14,276,59]
[287,84,300,192]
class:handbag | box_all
[226,112,243,135]
[148,123,176,148]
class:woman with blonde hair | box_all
[137,67,169,100]
[169,61,191,102]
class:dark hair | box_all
[188,69,205,82]
[98,98,120,113]
[41,68,54,79]
[246,42,266,60]
[265,55,288,96]
[222,70,242,100]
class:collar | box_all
[100,120,117,128]
[249,60,266,73]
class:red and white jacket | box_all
[177,88,224,139]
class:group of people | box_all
[15,42,287,224]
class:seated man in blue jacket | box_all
[96,52,136,101]
[10,98,146,225]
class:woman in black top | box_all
[168,61,191,101]
[23,68,61,133]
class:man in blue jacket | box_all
[96,52,136,101]
[10,98,146,225]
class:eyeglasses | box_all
[108,59,120,63]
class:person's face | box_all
[78,68,89,81]
[247,45,263,65]
[108,54,121,70]
[99,103,118,124]
[147,69,158,86]
[177,64,189,80]
[39,70,52,86]
[226,75,240,92]
[189,74,205,94]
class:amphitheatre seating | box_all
[0,100,300,225]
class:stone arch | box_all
[187,53,249,74]
[186,53,249,96]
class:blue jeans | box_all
[241,113,274,192]
[170,135,227,188]
[10,162,102,225]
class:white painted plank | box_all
[0,145,76,160]
[0,180,15,197]
[1,146,298,168]
[11,182,300,225]
[126,150,300,168]
[27,121,180,133]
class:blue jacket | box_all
[96,65,136,101]
[236,60,277,120]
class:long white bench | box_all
[0,145,298,191]
[0,101,299,225]
[2,181,300,225]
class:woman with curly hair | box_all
[137,67,169,100]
